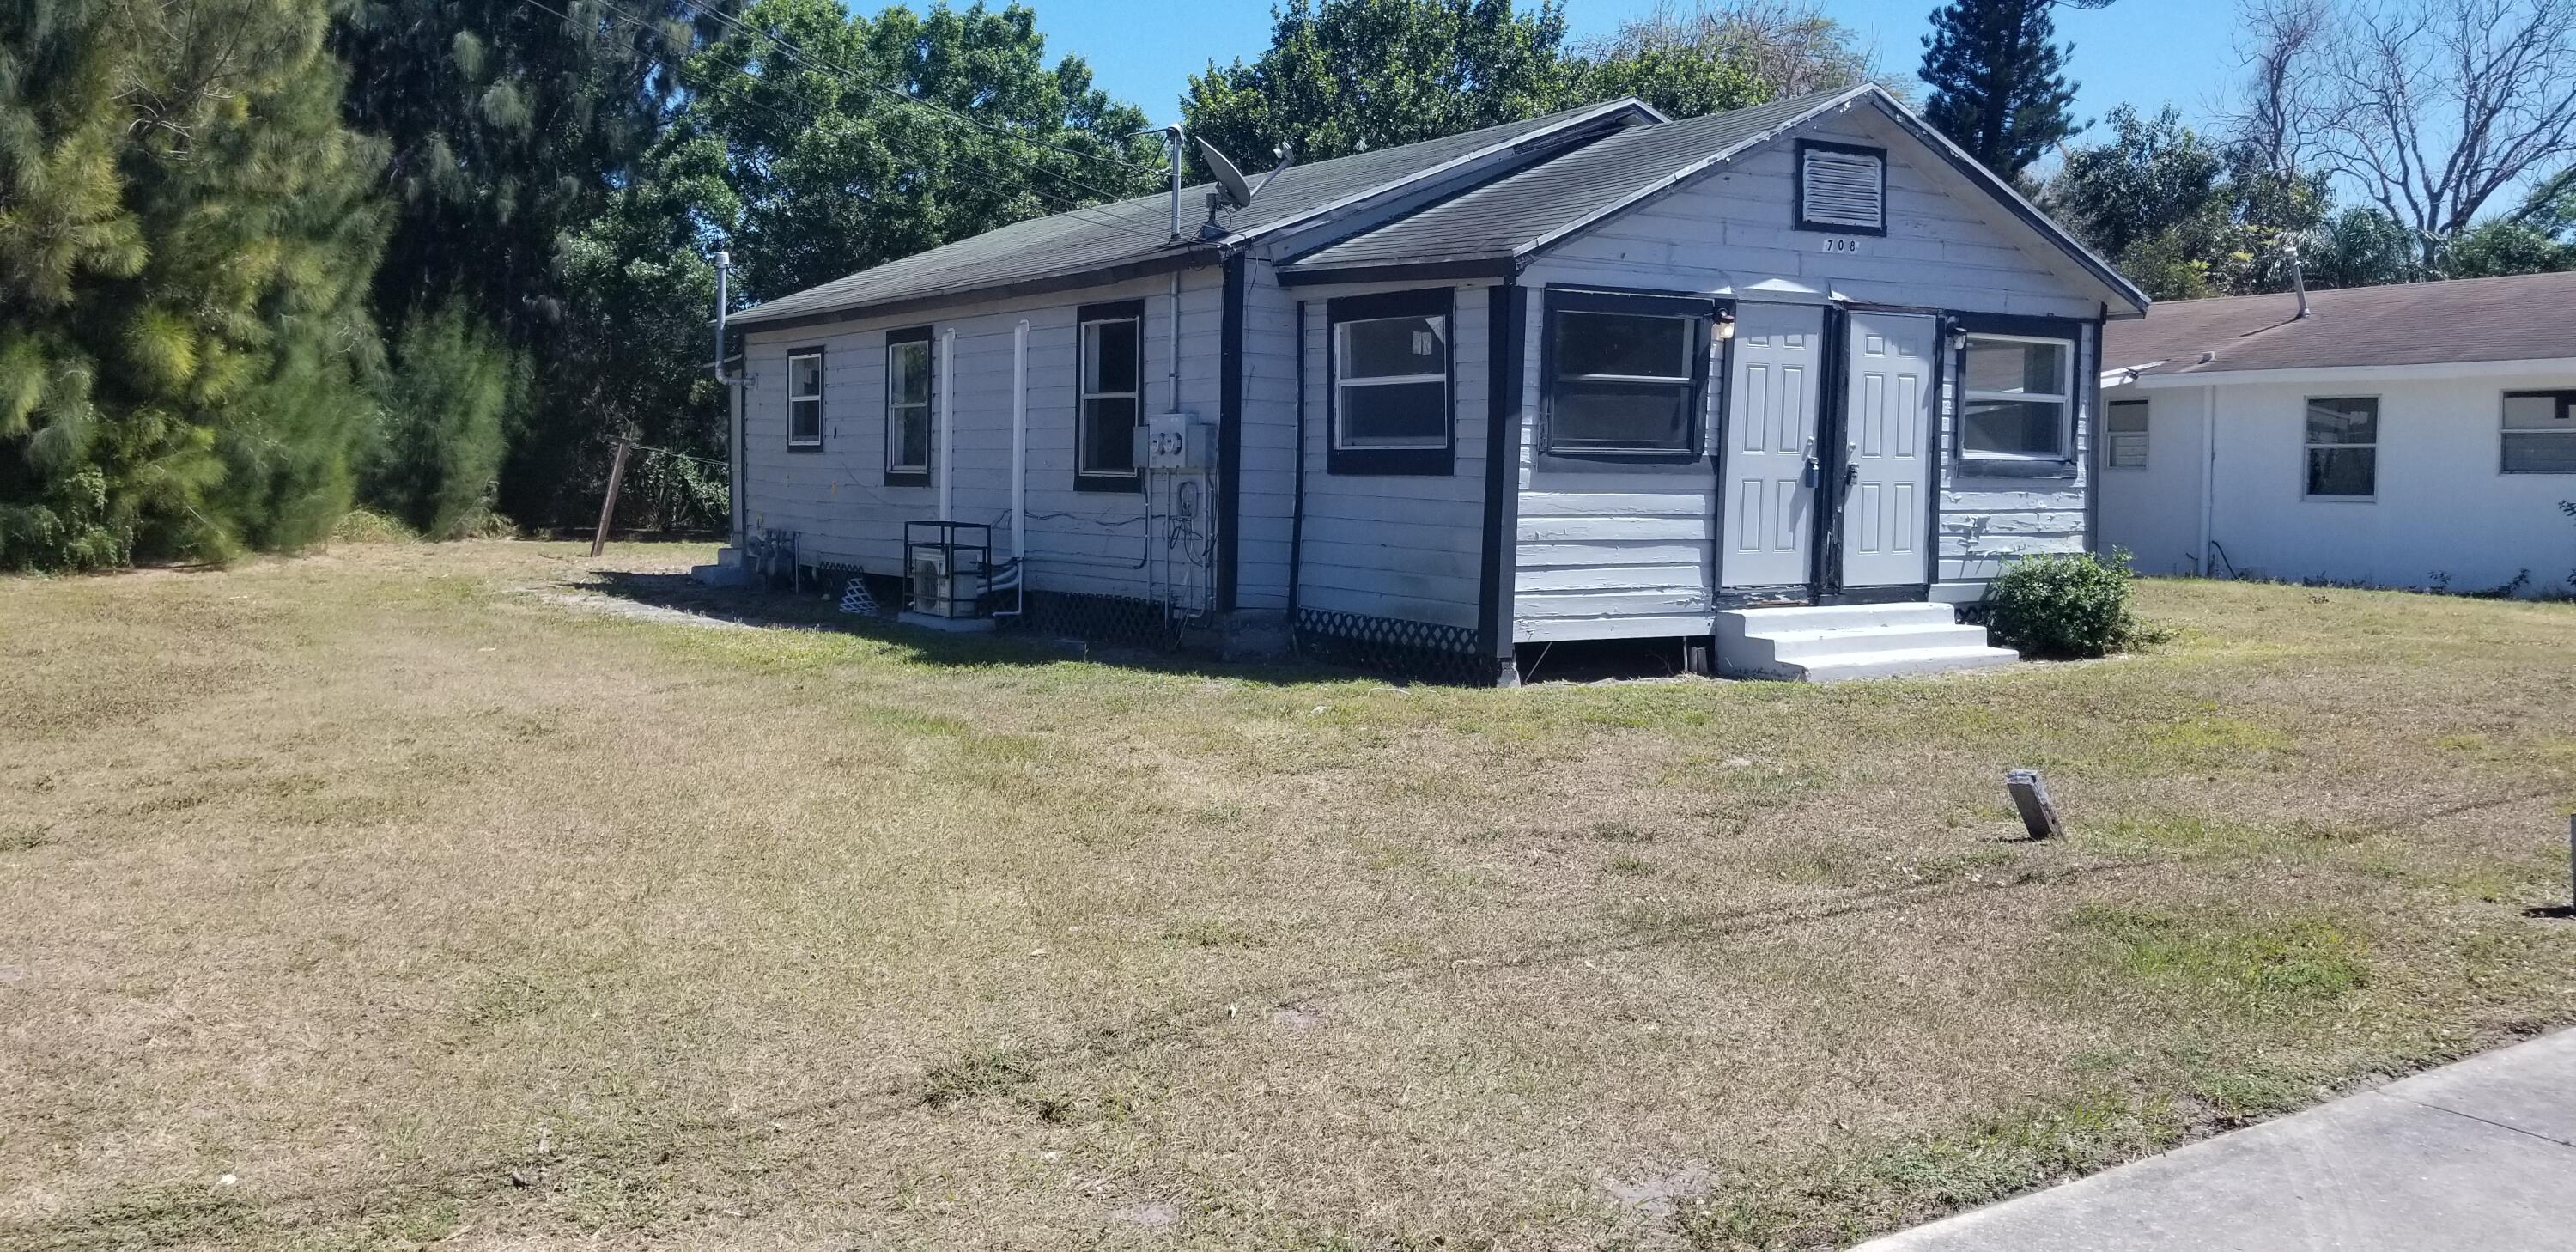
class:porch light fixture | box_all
[1716,308,1737,342]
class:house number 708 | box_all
[1820,237,1862,254]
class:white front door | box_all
[1720,302,1826,589]
[1839,312,1937,589]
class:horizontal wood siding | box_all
[1283,280,1492,629]
[1506,106,2108,635]
[1510,297,1718,642]
[1533,112,2101,320]
[737,270,1224,603]
[1935,322,2094,586]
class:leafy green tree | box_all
[1183,1,1574,165]
[536,0,1155,531]
[362,301,521,538]
[2,0,387,570]
[680,0,1159,305]
[1918,0,2079,182]
[2304,206,2420,289]
[1185,0,1877,167]
[333,0,732,528]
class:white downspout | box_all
[1004,319,1029,616]
[937,329,957,522]
[2196,383,2217,576]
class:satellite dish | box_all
[1195,137,1256,209]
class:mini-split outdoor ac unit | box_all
[901,520,993,626]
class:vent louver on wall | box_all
[1800,147,1885,231]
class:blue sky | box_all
[1024,1,2245,140]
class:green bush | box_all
[1984,551,2144,659]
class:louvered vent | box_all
[1800,147,1884,231]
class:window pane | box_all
[1340,316,1445,380]
[1960,398,2066,457]
[2504,431,2576,474]
[889,341,929,405]
[1081,397,1139,472]
[1964,338,2066,395]
[2305,398,2376,444]
[790,355,822,399]
[2505,392,2573,430]
[1085,319,1139,394]
[894,403,928,469]
[790,397,820,442]
[2307,447,2374,496]
[1552,380,1692,449]
[2106,400,2148,433]
[1557,313,1692,380]
[1340,380,1447,446]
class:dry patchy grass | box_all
[3,544,2574,1250]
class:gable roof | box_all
[726,97,1661,330]
[1276,84,2150,314]
[2105,270,2576,379]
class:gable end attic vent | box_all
[1795,140,1886,234]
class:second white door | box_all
[1839,312,1937,590]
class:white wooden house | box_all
[716,85,2148,684]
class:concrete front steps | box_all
[1714,602,2019,682]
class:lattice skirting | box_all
[809,562,903,614]
[1013,590,1180,650]
[1294,607,1495,685]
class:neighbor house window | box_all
[2304,397,2378,498]
[885,326,932,483]
[1544,292,1710,457]
[787,349,823,448]
[2502,390,2576,474]
[1078,301,1143,489]
[1327,289,1452,474]
[1958,333,2074,460]
[2106,398,2148,468]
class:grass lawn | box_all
[5,541,2576,1250]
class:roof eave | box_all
[1275,254,1519,288]
[726,246,1224,334]
[1215,96,1666,253]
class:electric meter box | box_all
[1143,411,1213,471]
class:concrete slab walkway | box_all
[1854,1028,2576,1251]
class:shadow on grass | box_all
[568,570,1362,688]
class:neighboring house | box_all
[719,84,2149,684]
[2100,272,2576,596]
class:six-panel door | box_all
[1838,311,1938,590]
[1719,303,1826,591]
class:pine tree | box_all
[1919,0,2078,182]
[1,0,387,569]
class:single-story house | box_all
[2099,271,2576,595]
[717,83,2150,684]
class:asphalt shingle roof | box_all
[2103,271,2576,376]
[1279,88,1857,272]
[728,99,1650,327]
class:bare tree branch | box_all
[2286,0,2576,263]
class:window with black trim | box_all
[1795,139,1886,234]
[1078,301,1143,488]
[787,349,823,448]
[2502,390,2576,474]
[1327,289,1452,474]
[1958,333,2075,460]
[884,326,932,483]
[2304,397,2377,498]
[2106,398,2148,467]
[1543,292,1710,456]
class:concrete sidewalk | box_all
[1855,1028,2576,1251]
